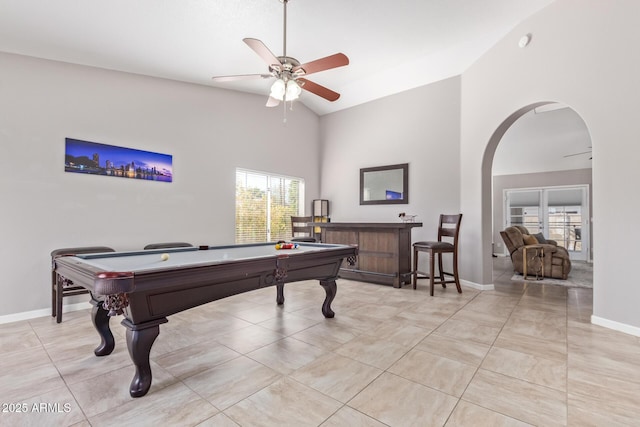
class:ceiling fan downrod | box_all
[282,0,288,59]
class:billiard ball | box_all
[160,253,170,261]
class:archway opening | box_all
[481,102,593,288]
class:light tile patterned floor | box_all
[1,258,639,426]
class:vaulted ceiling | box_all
[0,0,555,115]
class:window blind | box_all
[236,169,304,243]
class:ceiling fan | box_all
[212,0,349,108]
[563,147,592,160]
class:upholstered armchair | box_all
[500,226,572,280]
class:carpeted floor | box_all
[510,260,593,288]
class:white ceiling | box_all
[494,106,593,175]
[0,0,555,115]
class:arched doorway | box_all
[481,102,593,285]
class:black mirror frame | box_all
[360,163,409,205]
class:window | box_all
[235,168,305,243]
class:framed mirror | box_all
[360,163,408,205]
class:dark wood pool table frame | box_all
[53,242,357,397]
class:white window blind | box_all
[235,168,305,243]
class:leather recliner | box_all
[500,226,572,280]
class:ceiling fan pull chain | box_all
[283,96,287,124]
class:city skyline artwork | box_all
[65,138,173,182]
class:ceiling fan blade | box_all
[297,78,340,102]
[243,38,281,68]
[266,96,280,107]
[212,73,272,82]
[563,151,592,158]
[293,53,349,76]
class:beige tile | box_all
[69,361,178,417]
[291,352,382,403]
[463,369,566,426]
[88,382,218,426]
[299,310,384,332]
[54,337,135,385]
[501,315,567,345]
[446,400,533,426]
[30,311,98,347]
[292,319,363,351]
[346,302,404,321]
[362,317,431,346]
[335,334,409,370]
[0,323,43,354]
[321,405,387,427]
[150,317,222,357]
[450,306,512,328]
[494,329,567,362]
[173,308,254,336]
[224,377,342,427]
[517,294,567,315]
[481,346,566,391]
[0,347,66,401]
[568,387,640,427]
[247,336,327,375]
[510,305,567,324]
[348,372,458,427]
[388,348,477,397]
[0,259,611,426]
[435,318,502,346]
[41,323,119,364]
[196,413,241,426]
[415,333,491,367]
[463,293,520,315]
[568,360,640,418]
[231,303,290,324]
[184,356,281,410]
[154,339,241,379]
[257,311,323,336]
[214,324,286,354]
[0,386,86,426]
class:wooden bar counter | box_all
[311,222,422,288]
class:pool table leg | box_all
[122,318,168,398]
[319,279,337,318]
[276,283,285,305]
[90,297,115,356]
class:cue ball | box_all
[160,253,170,261]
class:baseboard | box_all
[461,279,495,291]
[591,315,640,337]
[0,301,91,325]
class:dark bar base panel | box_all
[312,222,422,288]
[338,268,413,287]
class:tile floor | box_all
[1,257,640,426]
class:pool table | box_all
[53,242,357,397]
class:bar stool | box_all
[412,214,463,296]
[290,216,317,242]
[51,246,116,323]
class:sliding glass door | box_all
[505,185,589,261]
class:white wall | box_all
[460,0,640,332]
[319,76,461,246]
[0,53,320,318]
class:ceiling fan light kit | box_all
[212,0,349,117]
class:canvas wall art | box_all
[65,138,173,182]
